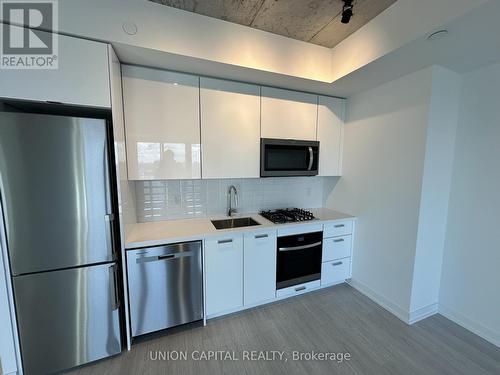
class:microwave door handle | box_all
[308,146,314,171]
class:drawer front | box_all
[323,220,353,238]
[321,258,351,286]
[276,280,320,298]
[277,223,323,237]
[322,235,352,262]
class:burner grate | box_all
[259,208,316,224]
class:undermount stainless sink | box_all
[211,217,261,230]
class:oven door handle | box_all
[278,241,322,252]
[307,146,314,171]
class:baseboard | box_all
[408,303,438,324]
[439,304,500,348]
[347,278,410,324]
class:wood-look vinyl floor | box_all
[68,284,500,375]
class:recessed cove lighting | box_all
[427,29,449,41]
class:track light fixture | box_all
[341,0,354,24]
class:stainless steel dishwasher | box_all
[127,241,203,337]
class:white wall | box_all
[409,67,461,318]
[325,67,434,319]
[0,0,483,91]
[53,0,333,83]
[330,0,487,82]
[324,65,463,323]
[439,63,500,347]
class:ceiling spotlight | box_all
[341,0,354,24]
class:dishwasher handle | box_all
[135,250,195,264]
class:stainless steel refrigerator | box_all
[0,111,122,375]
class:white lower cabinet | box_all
[321,258,351,286]
[321,219,354,286]
[323,220,354,238]
[243,231,277,306]
[276,280,321,298]
[204,220,356,318]
[205,235,243,316]
[322,235,352,262]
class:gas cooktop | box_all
[259,208,316,224]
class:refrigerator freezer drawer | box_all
[127,241,203,337]
[13,263,121,375]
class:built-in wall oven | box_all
[276,231,323,289]
[261,138,319,177]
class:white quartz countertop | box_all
[125,207,355,249]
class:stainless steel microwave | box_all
[260,138,319,177]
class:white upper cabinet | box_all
[317,96,345,176]
[122,66,201,180]
[200,78,260,179]
[261,87,318,141]
[0,27,110,108]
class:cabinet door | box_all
[122,66,201,180]
[317,96,344,176]
[0,26,110,108]
[243,231,277,306]
[205,235,243,315]
[200,78,260,178]
[261,87,318,141]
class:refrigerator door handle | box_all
[103,140,112,214]
[105,213,116,260]
[109,264,120,311]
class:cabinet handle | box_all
[334,224,345,228]
[218,239,233,244]
[332,261,343,266]
[334,239,345,243]
[255,234,268,239]
[295,286,306,292]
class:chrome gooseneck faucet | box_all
[228,185,238,217]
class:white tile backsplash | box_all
[135,177,325,222]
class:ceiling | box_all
[117,0,500,98]
[149,0,397,48]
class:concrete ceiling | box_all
[150,0,397,48]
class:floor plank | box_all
[68,284,500,375]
